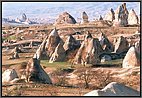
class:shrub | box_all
[51,68,69,86]
[77,68,113,89]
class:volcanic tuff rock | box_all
[98,32,113,52]
[122,46,140,68]
[99,15,103,20]
[114,36,129,53]
[2,69,18,83]
[55,12,77,25]
[33,36,48,59]
[21,13,27,22]
[63,35,80,52]
[113,3,129,27]
[82,11,89,23]
[49,42,66,63]
[128,9,139,25]
[25,57,52,84]
[135,40,140,54]
[73,32,103,65]
[104,8,115,21]
[84,82,140,96]
[45,28,61,57]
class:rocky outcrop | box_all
[63,35,80,52]
[2,69,18,83]
[55,12,77,25]
[11,47,21,54]
[15,13,32,24]
[114,36,129,53]
[21,13,27,22]
[135,41,140,54]
[104,8,115,21]
[99,15,103,20]
[122,46,140,68]
[84,82,140,96]
[33,36,48,59]
[128,9,139,25]
[82,11,89,23]
[49,42,66,63]
[9,47,21,59]
[45,28,61,58]
[8,51,20,59]
[73,32,103,65]
[25,57,52,84]
[113,3,129,27]
[98,33,113,52]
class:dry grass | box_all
[2,84,91,96]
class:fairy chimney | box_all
[73,32,103,65]
[49,42,66,63]
[82,11,89,23]
[128,9,139,25]
[25,57,52,84]
[55,12,77,25]
[99,15,103,20]
[63,35,80,52]
[45,28,61,58]
[98,32,113,52]
[122,46,140,68]
[113,3,128,27]
[33,36,48,60]
[114,36,129,53]
[104,8,115,21]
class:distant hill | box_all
[2,2,140,24]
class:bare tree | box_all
[77,68,113,89]
[51,68,68,86]
[78,68,94,88]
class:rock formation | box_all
[135,40,140,54]
[45,28,61,58]
[9,47,21,59]
[33,36,48,59]
[25,56,52,84]
[2,69,18,83]
[98,32,113,52]
[104,8,115,21]
[21,13,27,22]
[49,42,66,63]
[13,52,19,58]
[73,32,103,65]
[122,46,140,68]
[113,3,129,27]
[55,12,77,25]
[15,13,32,24]
[114,36,129,53]
[84,82,140,96]
[128,9,139,25]
[99,15,103,20]
[82,11,89,23]
[11,46,21,54]
[8,51,20,59]
[63,35,80,52]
